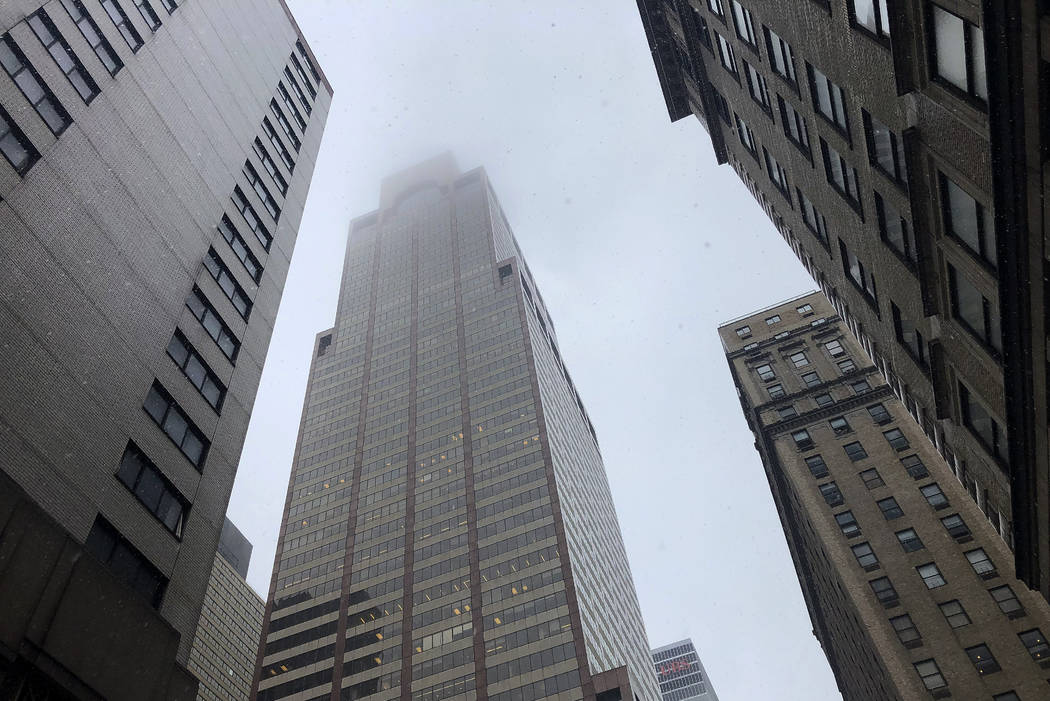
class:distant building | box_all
[190,519,265,701]
[651,640,718,701]
[635,0,1050,603]
[0,1,329,698]
[251,155,659,701]
[720,292,1050,700]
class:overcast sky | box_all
[227,2,841,699]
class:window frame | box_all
[895,527,924,552]
[143,381,210,468]
[58,0,123,76]
[850,0,891,43]
[115,441,188,537]
[928,3,988,106]
[27,10,100,104]
[0,35,73,137]
[823,140,864,214]
[863,110,908,187]
[764,26,797,86]
[0,102,40,175]
[807,63,850,138]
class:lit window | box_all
[964,643,1000,675]
[895,528,923,552]
[1018,629,1049,661]
[917,562,946,589]
[931,4,987,102]
[938,600,970,628]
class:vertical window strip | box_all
[296,40,321,84]
[270,100,301,151]
[186,286,240,361]
[0,103,40,174]
[284,66,312,113]
[232,185,273,250]
[278,82,306,130]
[290,53,317,98]
[132,0,161,31]
[253,138,289,196]
[166,329,226,410]
[262,117,296,171]
[203,247,253,320]
[0,35,73,136]
[143,381,210,468]
[27,10,100,103]
[243,160,281,220]
[218,214,263,282]
[59,0,123,75]
[115,441,188,536]
[99,0,144,51]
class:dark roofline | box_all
[635,0,693,122]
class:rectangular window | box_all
[835,510,861,537]
[844,441,867,461]
[711,88,731,123]
[744,62,771,112]
[939,600,970,628]
[84,517,167,607]
[823,141,863,212]
[0,36,72,136]
[890,614,921,647]
[797,303,813,316]
[959,382,1007,463]
[253,138,289,196]
[892,302,927,366]
[116,442,187,536]
[296,40,320,84]
[941,513,971,541]
[864,111,907,186]
[232,185,273,250]
[860,468,884,489]
[931,4,987,102]
[763,148,790,197]
[764,27,796,84]
[708,0,726,18]
[884,428,909,451]
[270,99,301,151]
[870,576,898,606]
[773,98,810,156]
[852,542,879,569]
[824,340,845,357]
[808,64,849,135]
[777,405,797,420]
[941,173,995,266]
[965,643,1000,675]
[0,103,40,175]
[806,454,829,478]
[143,381,209,467]
[217,215,262,282]
[921,482,949,509]
[283,66,312,114]
[730,1,757,46]
[99,0,143,50]
[896,528,924,552]
[851,0,891,39]
[767,383,785,399]
[716,33,738,75]
[277,82,306,130]
[290,53,317,99]
[838,358,857,374]
[849,378,870,393]
[838,239,876,301]
[789,351,809,368]
[59,0,123,75]
[829,416,850,435]
[766,314,781,325]
[203,248,252,320]
[262,117,296,171]
[901,454,929,479]
[914,659,947,691]
[820,481,844,507]
[792,429,814,450]
[186,287,239,362]
[736,324,752,337]
[990,585,1023,616]
[917,562,946,588]
[159,0,177,12]
[755,363,775,381]
[877,194,917,264]
[798,190,829,244]
[867,403,891,425]
[801,371,821,387]
[1018,629,1049,661]
[244,161,280,220]
[815,393,834,407]
[965,548,996,577]
[166,330,226,411]
[735,114,758,155]
[27,10,100,103]
[877,497,904,520]
[132,0,161,31]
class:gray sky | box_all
[228,2,841,699]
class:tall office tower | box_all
[720,291,1050,700]
[650,640,718,701]
[634,1,1050,600]
[0,2,329,699]
[189,519,265,701]
[252,155,659,701]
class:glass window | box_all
[895,528,924,552]
[844,441,867,461]
[186,287,240,361]
[262,117,296,171]
[901,454,929,479]
[792,429,814,450]
[708,0,725,17]
[116,442,187,536]
[877,194,917,264]
[1018,629,1049,661]
[941,513,971,540]
[920,483,949,508]
[870,576,898,605]
[867,403,891,425]
[731,1,757,45]
[864,111,908,186]
[143,382,209,468]
[0,37,72,136]
[253,137,289,196]
[849,379,870,394]
[836,511,861,537]
[815,393,834,407]
[790,351,809,368]
[777,405,798,420]
[820,481,844,507]
[132,0,161,31]
[736,114,758,154]
[58,0,123,75]
[960,382,1008,462]
[27,10,100,103]
[99,0,143,50]
[990,585,1023,616]
[745,62,771,110]
[243,161,281,220]
[797,303,813,315]
[768,383,785,399]
[860,468,884,489]
[965,643,1000,675]
[941,173,995,266]
[839,358,858,374]
[939,600,970,628]
[824,339,845,357]
[232,186,273,250]
[965,548,996,576]
[716,32,737,75]
[839,240,876,301]
[890,614,920,646]
[764,148,789,195]
[84,518,166,607]
[736,325,752,337]
[829,416,851,435]
[824,141,863,211]
[917,562,946,589]
[931,4,987,102]
[877,497,904,520]
[883,428,909,451]
[892,303,926,365]
[0,104,39,175]
[914,659,946,691]
[766,314,781,325]
[798,189,829,244]
[802,371,821,387]
[217,215,263,282]
[806,454,829,478]
[203,249,252,320]
[852,0,891,38]
[765,26,796,83]
[166,331,226,411]
[852,542,879,568]
[808,64,849,134]
[755,363,776,381]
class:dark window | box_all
[852,542,879,569]
[777,405,797,420]
[764,147,789,196]
[1018,629,1049,661]
[820,481,844,507]
[203,248,252,320]
[767,383,785,399]
[892,303,926,366]
[270,99,301,151]
[877,497,904,520]
[253,138,289,196]
[805,454,829,478]
[764,26,796,84]
[116,442,187,536]
[960,382,1008,462]
[755,363,775,381]
[84,517,167,607]
[0,36,72,136]
[965,643,1000,675]
[244,161,280,220]
[262,117,296,171]
[890,614,921,647]
[836,510,861,537]
[844,441,867,461]
[951,266,1001,354]
[921,483,949,509]
[99,0,143,50]
[993,693,1020,701]
[917,562,946,589]
[798,190,829,244]
[708,0,726,19]
[860,468,884,489]
[864,111,907,186]
[870,576,898,606]
[829,416,851,435]
[939,600,970,628]
[814,393,834,407]
[849,378,870,393]
[0,103,39,175]
[824,142,863,212]
[877,194,917,264]
[711,88,731,123]
[143,382,209,467]
[217,215,263,282]
[166,330,226,411]
[277,82,306,130]
[232,185,273,250]
[27,10,100,103]
[883,428,909,451]
[186,287,239,361]
[941,173,995,266]
[913,659,946,691]
[901,454,929,479]
[965,548,996,577]
[736,324,752,337]
[792,429,814,450]
[941,513,971,541]
[930,4,987,103]
[284,66,312,114]
[867,403,891,425]
[59,0,123,75]
[790,351,809,368]
[716,32,738,75]
[851,0,891,39]
[990,585,1023,616]
[895,528,924,552]
[765,314,781,325]
[838,358,858,374]
[801,371,821,387]
[730,1,757,46]
[735,114,758,155]
[132,0,161,31]
[839,240,877,304]
[745,62,771,112]
[290,53,317,98]
[296,40,321,83]
[808,64,849,135]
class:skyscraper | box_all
[720,292,1050,700]
[190,519,265,701]
[635,0,1050,600]
[650,640,718,701]
[0,2,329,698]
[252,155,658,701]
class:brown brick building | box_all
[635,0,1050,602]
[720,292,1050,700]
[0,1,329,698]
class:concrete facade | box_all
[635,0,1050,601]
[252,156,659,701]
[720,292,1050,700]
[0,0,330,697]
